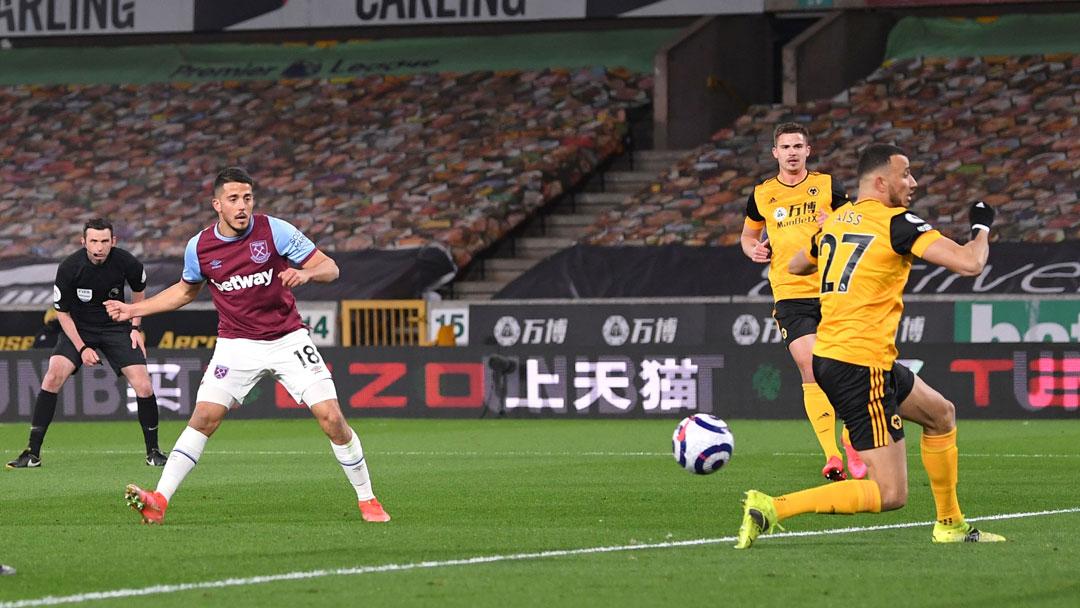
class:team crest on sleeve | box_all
[249,240,271,264]
[214,365,229,379]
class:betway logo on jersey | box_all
[211,269,274,292]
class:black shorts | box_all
[772,298,821,347]
[811,355,916,451]
[54,325,145,376]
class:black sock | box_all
[137,395,160,452]
[28,390,59,456]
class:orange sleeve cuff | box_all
[910,230,944,257]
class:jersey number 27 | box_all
[819,233,874,294]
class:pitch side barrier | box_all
[2,295,1077,351]
[0,296,1075,422]
[0,341,1074,423]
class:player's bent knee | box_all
[938,398,956,424]
[925,398,957,434]
[41,372,68,392]
[129,380,154,397]
[190,402,229,435]
[123,368,154,396]
[312,402,347,428]
[42,364,74,391]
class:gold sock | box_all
[920,427,963,526]
[802,383,841,460]
[842,425,852,447]
[773,479,882,521]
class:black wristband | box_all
[79,345,91,354]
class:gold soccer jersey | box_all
[745,172,848,301]
[808,199,943,369]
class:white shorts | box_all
[196,328,337,409]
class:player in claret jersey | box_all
[105,167,390,525]
[735,143,1004,548]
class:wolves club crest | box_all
[249,240,271,264]
[214,365,229,379]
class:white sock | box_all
[157,426,208,502]
[331,429,375,501]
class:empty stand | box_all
[0,68,651,272]
[580,54,1079,248]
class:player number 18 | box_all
[292,345,321,366]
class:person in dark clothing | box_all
[6,218,167,469]
[33,308,61,349]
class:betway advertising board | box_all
[955,301,1080,343]
[0,0,763,37]
[0,343,1074,422]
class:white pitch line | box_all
[40,449,670,457]
[33,449,1080,458]
[2,507,1078,608]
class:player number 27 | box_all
[819,233,874,294]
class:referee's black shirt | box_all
[53,247,146,329]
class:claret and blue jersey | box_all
[182,214,317,341]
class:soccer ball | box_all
[672,414,734,474]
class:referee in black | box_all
[6,218,167,469]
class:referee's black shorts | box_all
[812,355,916,451]
[772,298,821,347]
[55,325,145,376]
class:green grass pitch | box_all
[1,418,1078,607]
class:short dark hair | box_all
[857,143,906,179]
[214,166,255,195]
[773,122,809,145]
[83,218,113,236]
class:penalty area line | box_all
[2,507,1079,608]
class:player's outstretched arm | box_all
[105,280,202,321]
[917,201,993,276]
